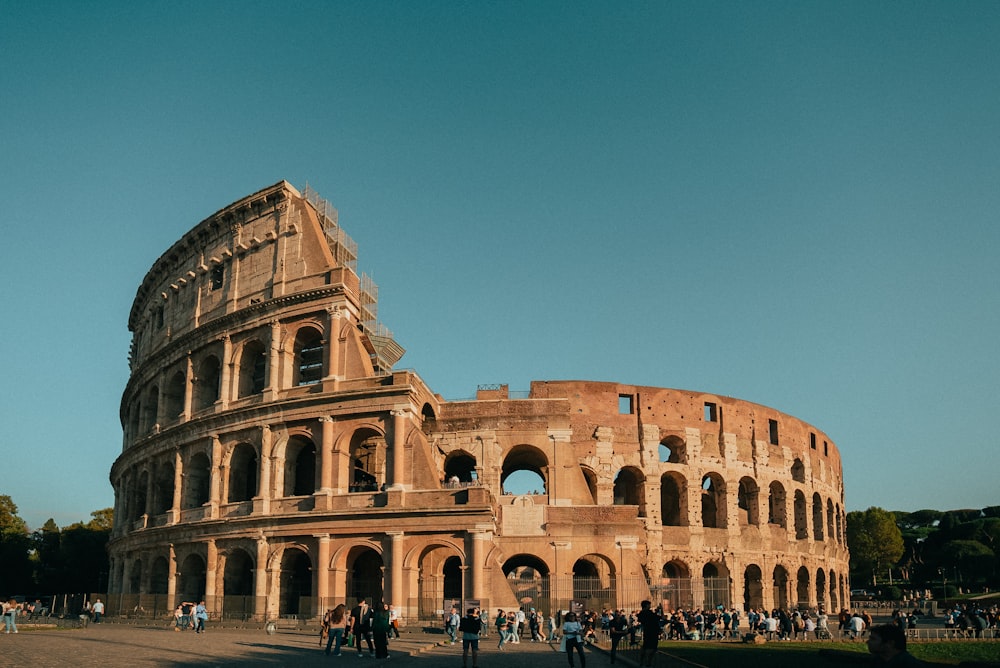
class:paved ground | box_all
[0,624,597,668]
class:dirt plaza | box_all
[0,624,573,668]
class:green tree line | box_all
[848,504,1000,595]
[0,494,111,595]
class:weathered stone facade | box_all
[109,181,849,622]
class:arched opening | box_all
[294,327,324,386]
[142,386,159,434]
[701,473,726,528]
[134,471,148,521]
[613,467,644,511]
[738,477,760,526]
[657,560,692,610]
[501,445,549,495]
[223,548,255,620]
[195,355,221,410]
[812,492,825,540]
[238,339,267,397]
[179,553,206,602]
[150,557,169,595]
[347,547,384,604]
[816,569,827,609]
[417,544,465,619]
[793,490,808,539]
[443,451,477,485]
[443,556,463,600]
[572,556,615,612]
[128,560,142,594]
[772,565,789,610]
[702,561,730,610]
[279,548,312,616]
[826,499,835,542]
[350,429,386,492]
[796,566,810,608]
[658,435,686,464]
[152,463,174,515]
[228,443,258,503]
[164,370,186,421]
[502,555,551,615]
[660,472,686,526]
[828,569,839,611]
[743,564,764,611]
[183,452,211,509]
[581,467,598,504]
[768,481,787,527]
[284,436,317,497]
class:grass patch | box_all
[655,640,1000,667]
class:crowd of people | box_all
[319,597,399,658]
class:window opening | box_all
[211,265,225,291]
[810,433,816,450]
[768,419,779,445]
[618,394,633,415]
[704,402,718,422]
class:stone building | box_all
[108,181,849,622]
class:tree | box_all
[847,506,904,585]
[940,539,995,585]
[0,494,34,592]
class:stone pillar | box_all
[263,319,281,401]
[170,449,183,524]
[167,543,178,609]
[255,535,269,621]
[388,409,408,490]
[470,529,489,601]
[219,335,232,409]
[145,469,155,517]
[183,353,194,420]
[316,535,331,614]
[205,539,218,612]
[256,425,272,515]
[324,305,342,386]
[208,434,221,519]
[318,417,335,494]
[386,531,404,611]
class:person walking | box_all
[194,600,208,633]
[459,607,481,668]
[496,609,509,650]
[92,598,105,623]
[561,611,586,668]
[636,600,660,667]
[350,596,375,656]
[4,599,20,634]
[372,600,391,659]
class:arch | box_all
[828,569,839,611]
[791,458,805,483]
[702,561,730,610]
[443,450,478,484]
[134,470,149,521]
[420,403,436,422]
[238,339,267,397]
[659,435,687,464]
[178,552,207,601]
[659,560,692,610]
[700,473,727,529]
[142,385,159,434]
[768,481,787,527]
[228,443,258,503]
[414,541,466,619]
[501,444,549,495]
[294,326,324,386]
[195,354,221,410]
[347,546,384,604]
[152,462,174,515]
[613,466,644,508]
[743,564,764,611]
[796,566,810,607]
[816,568,827,609]
[183,451,211,509]
[772,565,789,610]
[571,554,616,611]
[279,547,312,616]
[349,428,386,492]
[737,476,760,526]
[150,556,169,595]
[836,503,843,544]
[793,490,808,539]
[812,492,825,540]
[164,370,185,421]
[502,554,551,615]
[581,466,598,504]
[128,559,142,594]
[284,435,317,496]
[660,472,687,526]
[223,548,255,596]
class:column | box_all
[469,530,489,601]
[263,320,280,401]
[388,409,408,490]
[170,449,183,524]
[208,434,221,518]
[324,305,342,386]
[256,425,272,514]
[318,417,335,494]
[255,535,269,621]
[386,531,404,611]
[316,535,331,613]
[205,539,218,612]
[167,543,178,609]
[183,353,194,420]
[219,335,232,409]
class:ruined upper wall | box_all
[127,182,359,368]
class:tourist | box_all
[388,604,400,639]
[636,600,660,667]
[609,609,629,663]
[195,600,208,633]
[372,600,391,658]
[496,608,509,650]
[92,598,105,623]
[350,596,375,657]
[459,607,481,668]
[867,623,926,666]
[4,599,20,634]
[446,606,460,644]
[561,611,586,668]
[324,604,347,656]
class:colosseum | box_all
[108,181,850,623]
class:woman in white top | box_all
[561,611,586,668]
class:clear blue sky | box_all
[2,1,998,531]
